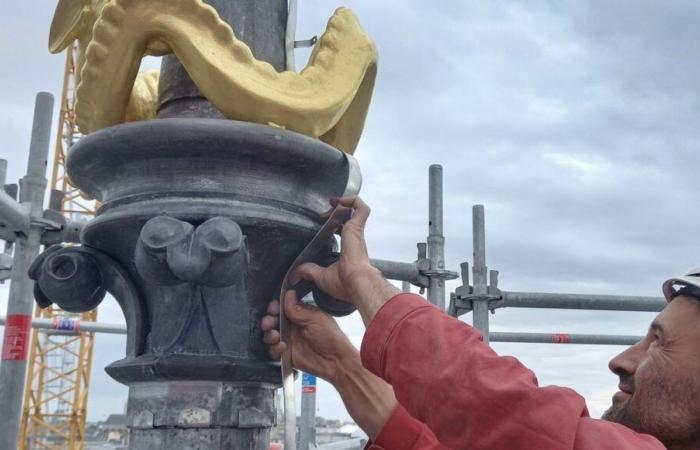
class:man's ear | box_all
[49,0,89,53]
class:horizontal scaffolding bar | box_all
[0,315,125,335]
[489,332,642,346]
[501,291,665,312]
[371,258,427,287]
[0,192,29,238]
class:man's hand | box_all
[291,196,400,326]
[261,290,398,440]
[261,290,358,384]
[292,196,377,302]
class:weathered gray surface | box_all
[127,381,276,449]
[31,118,356,449]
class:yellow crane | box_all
[18,42,98,450]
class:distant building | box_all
[84,414,128,448]
[103,414,128,440]
[270,410,367,448]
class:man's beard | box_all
[602,399,642,430]
[602,373,640,429]
[602,374,700,447]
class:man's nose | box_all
[608,339,647,376]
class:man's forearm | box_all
[335,352,397,440]
[348,267,401,327]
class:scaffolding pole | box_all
[0,92,54,450]
[299,372,317,450]
[471,205,490,342]
[489,332,642,346]
[371,258,425,288]
[427,165,446,310]
[450,203,665,349]
[0,160,13,282]
[500,291,665,312]
[0,316,126,335]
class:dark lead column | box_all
[158,0,288,118]
[29,1,360,448]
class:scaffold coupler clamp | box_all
[450,289,504,317]
[449,263,504,317]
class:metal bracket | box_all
[31,217,62,233]
[451,292,504,316]
[413,256,430,292]
[35,209,85,245]
[294,36,318,48]
[422,268,460,281]
[449,260,504,317]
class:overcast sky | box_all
[2,0,700,427]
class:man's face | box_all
[603,296,700,446]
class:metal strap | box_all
[285,0,298,71]
[279,153,361,450]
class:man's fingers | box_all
[349,196,371,227]
[291,262,324,285]
[261,315,279,332]
[337,197,371,263]
[268,341,287,361]
[284,290,320,325]
[263,329,281,345]
[333,196,371,229]
[267,300,280,316]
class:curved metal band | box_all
[279,153,361,450]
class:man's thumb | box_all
[291,263,324,285]
[284,291,319,325]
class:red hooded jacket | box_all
[360,293,666,450]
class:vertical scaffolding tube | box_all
[285,0,298,71]
[471,205,490,343]
[427,165,445,310]
[0,159,7,190]
[299,372,317,450]
[0,93,54,450]
[0,160,14,270]
[0,156,25,240]
[0,160,8,255]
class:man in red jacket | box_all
[261,197,700,450]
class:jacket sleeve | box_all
[366,404,451,450]
[360,293,665,450]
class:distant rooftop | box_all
[102,414,127,427]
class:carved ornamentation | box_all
[49,0,378,154]
[135,216,247,287]
[134,216,250,356]
[29,245,146,358]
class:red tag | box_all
[2,315,32,361]
[302,387,317,394]
[552,333,571,344]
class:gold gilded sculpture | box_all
[49,0,378,154]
